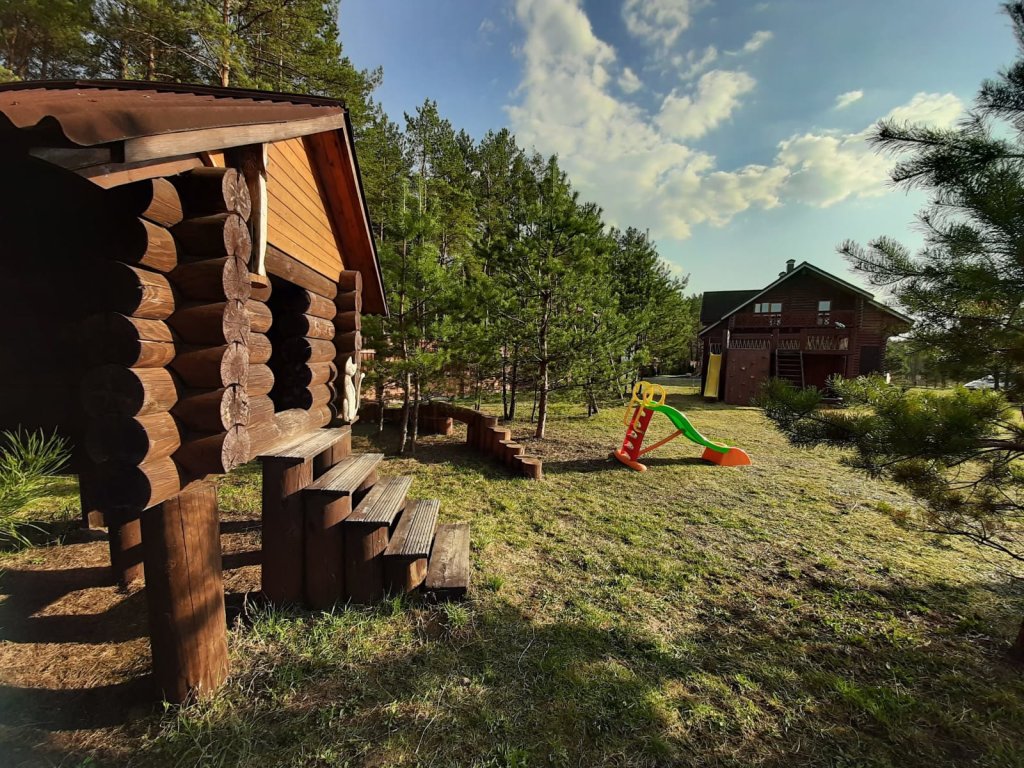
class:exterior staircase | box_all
[257,426,470,608]
[774,349,805,388]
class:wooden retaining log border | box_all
[358,402,544,480]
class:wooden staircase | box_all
[257,427,470,608]
[775,349,805,388]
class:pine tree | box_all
[761,2,1024,656]
[0,0,92,79]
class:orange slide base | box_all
[612,449,647,472]
[701,446,752,466]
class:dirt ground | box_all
[0,494,263,767]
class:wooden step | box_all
[424,522,471,601]
[342,476,412,605]
[305,453,383,496]
[383,499,439,594]
[301,452,384,609]
[346,475,412,527]
[385,499,439,560]
[260,426,352,605]
[257,426,351,470]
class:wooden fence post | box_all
[142,480,228,703]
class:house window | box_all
[817,300,831,326]
[753,302,782,326]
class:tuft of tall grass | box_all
[0,428,70,547]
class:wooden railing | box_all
[731,309,856,329]
[729,329,850,353]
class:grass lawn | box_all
[2,382,1024,767]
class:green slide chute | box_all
[648,403,729,454]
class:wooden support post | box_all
[303,494,350,609]
[108,510,144,586]
[344,524,387,604]
[142,481,228,703]
[261,458,313,603]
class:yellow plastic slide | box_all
[703,353,722,399]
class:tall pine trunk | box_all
[509,354,519,421]
[398,369,411,454]
[376,378,385,434]
[535,296,550,438]
[501,346,509,420]
[410,373,421,454]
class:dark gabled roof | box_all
[698,261,914,336]
[0,80,346,151]
[700,290,759,326]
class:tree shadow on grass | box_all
[41,573,1019,768]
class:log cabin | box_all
[699,259,912,405]
[0,80,470,704]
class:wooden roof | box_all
[699,262,913,336]
[0,80,387,316]
[0,80,345,153]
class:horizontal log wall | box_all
[79,168,259,530]
[266,267,338,427]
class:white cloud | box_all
[740,30,773,53]
[478,18,496,36]
[619,67,642,94]
[833,90,863,110]
[657,69,756,140]
[623,0,705,51]
[508,0,775,240]
[777,92,965,207]
[670,45,718,80]
[725,29,773,56]
[507,0,967,241]
[882,91,963,127]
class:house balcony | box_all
[728,328,851,354]
[730,309,856,330]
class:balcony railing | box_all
[730,329,850,353]
[731,309,856,329]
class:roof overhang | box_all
[0,80,388,316]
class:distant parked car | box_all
[964,376,996,390]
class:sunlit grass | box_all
[23,383,1024,766]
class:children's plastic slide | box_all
[613,381,751,472]
[703,353,722,399]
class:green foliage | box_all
[840,3,1024,394]
[6,2,698,440]
[2,1,379,121]
[0,428,69,547]
[760,376,1024,568]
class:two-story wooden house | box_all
[699,260,912,405]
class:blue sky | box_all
[340,0,1018,295]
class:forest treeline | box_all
[1,0,700,445]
